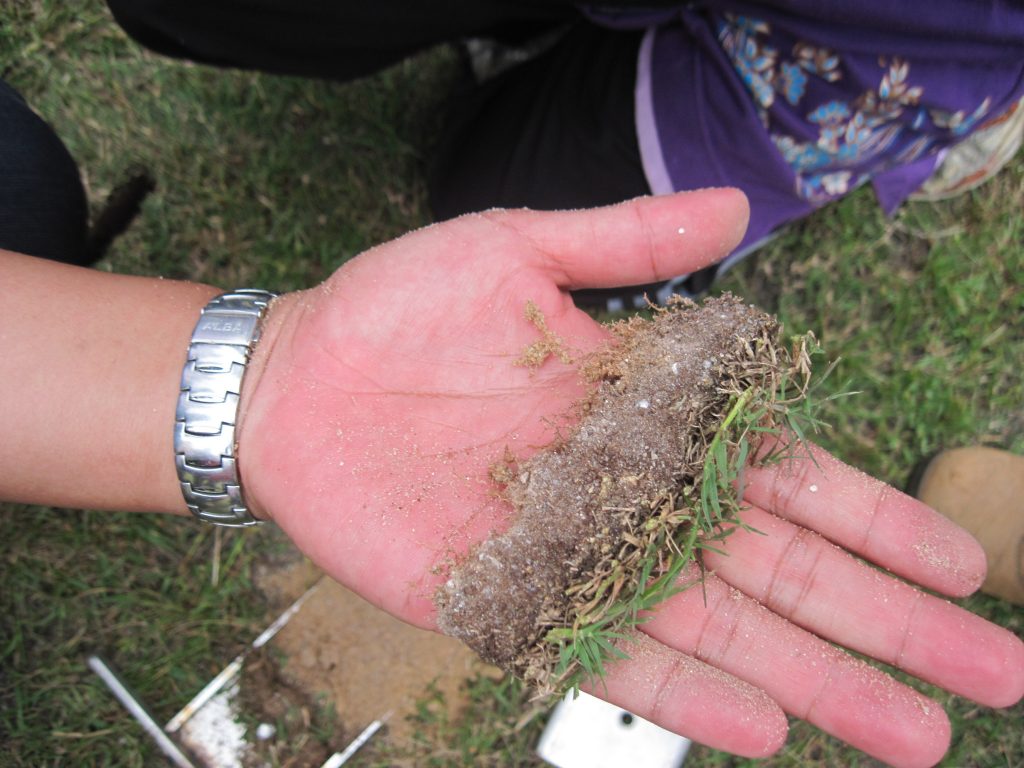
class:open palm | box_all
[237,190,1023,767]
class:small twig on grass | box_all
[211,526,222,588]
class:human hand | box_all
[236,190,1023,767]
[238,188,751,618]
[593,442,1024,766]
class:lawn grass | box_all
[2,3,1021,767]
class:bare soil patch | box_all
[243,546,486,763]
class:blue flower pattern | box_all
[716,15,993,205]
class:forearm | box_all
[0,249,219,514]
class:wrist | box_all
[233,290,305,523]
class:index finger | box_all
[743,442,987,597]
[482,188,750,290]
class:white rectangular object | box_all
[177,681,246,768]
[536,691,691,768]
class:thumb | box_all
[488,188,750,290]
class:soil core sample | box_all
[435,294,813,695]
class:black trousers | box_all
[428,23,647,220]
[0,80,89,263]
[2,1,650,262]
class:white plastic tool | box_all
[536,690,691,768]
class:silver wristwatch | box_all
[174,289,277,527]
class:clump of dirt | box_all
[435,294,808,694]
[516,300,573,368]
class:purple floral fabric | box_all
[624,1,1024,255]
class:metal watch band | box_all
[174,289,277,527]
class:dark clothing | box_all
[107,0,579,81]
[105,0,648,218]
[0,80,88,264]
[428,24,647,219]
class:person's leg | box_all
[429,23,648,220]
[107,0,579,82]
[0,80,89,265]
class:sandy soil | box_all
[246,539,486,754]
